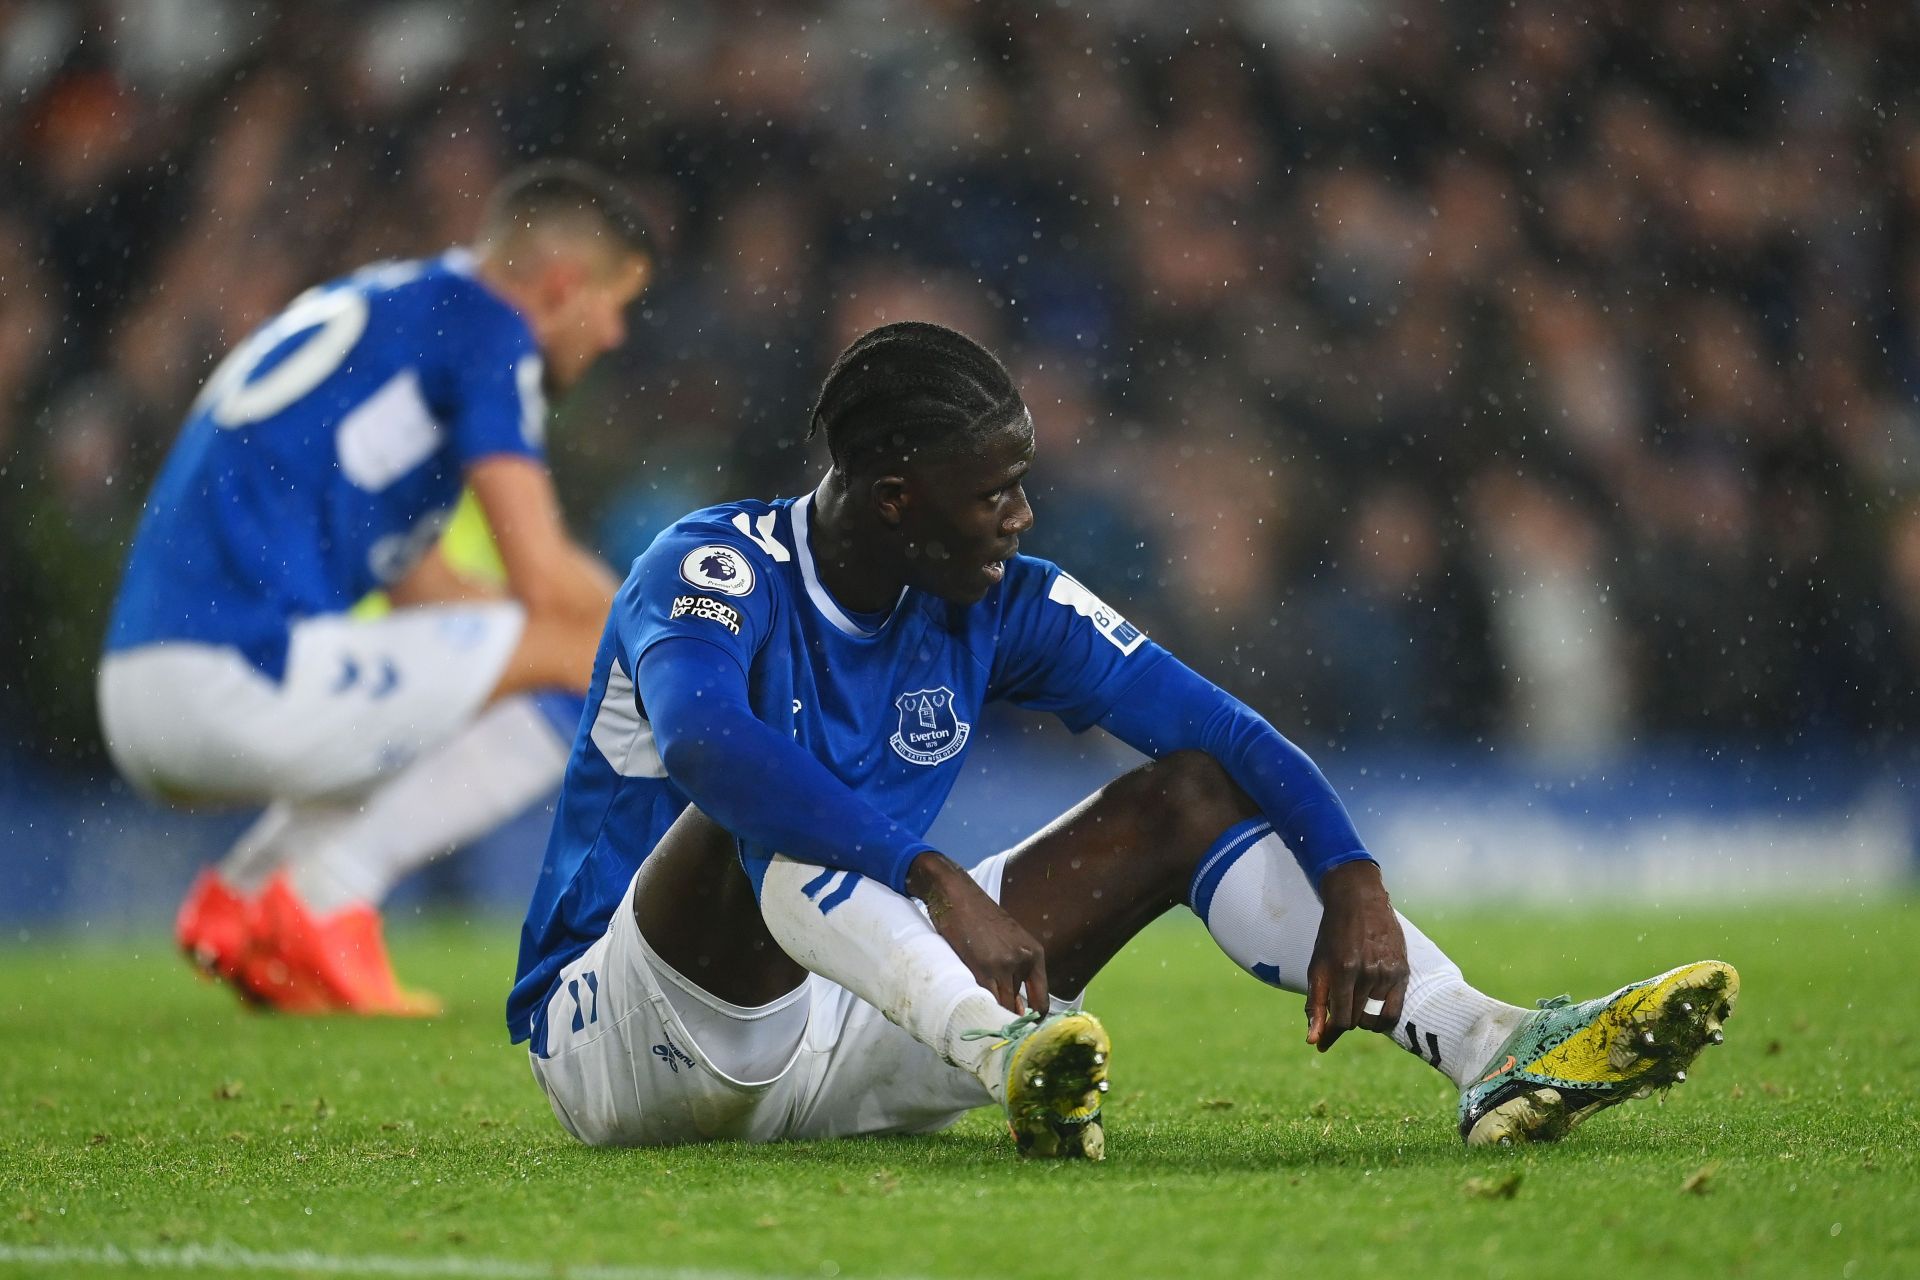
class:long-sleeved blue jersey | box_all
[509,492,1374,1050]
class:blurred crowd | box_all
[3,0,1918,766]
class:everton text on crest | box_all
[889,687,971,766]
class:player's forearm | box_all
[661,710,934,892]
[1095,654,1374,885]
[554,543,619,615]
[508,541,615,621]
[639,642,934,892]
[469,455,615,621]
[904,850,976,914]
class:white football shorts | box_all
[530,852,1031,1148]
[97,603,525,803]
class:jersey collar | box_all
[791,493,906,639]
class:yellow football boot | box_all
[1459,960,1739,1146]
[972,1010,1111,1160]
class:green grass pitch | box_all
[3,899,1916,1279]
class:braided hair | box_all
[807,322,1027,474]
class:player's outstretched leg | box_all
[1180,804,1739,1144]
[991,751,1739,1147]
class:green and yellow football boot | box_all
[1459,960,1739,1146]
[975,1010,1111,1160]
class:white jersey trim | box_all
[589,657,668,779]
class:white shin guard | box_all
[757,858,1022,1098]
[1192,828,1524,1089]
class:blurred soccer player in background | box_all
[98,160,653,1015]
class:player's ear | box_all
[540,256,589,314]
[870,475,911,528]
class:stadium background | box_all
[2,0,1916,928]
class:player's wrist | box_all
[1316,856,1385,901]
[905,850,968,907]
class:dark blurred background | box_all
[3,0,1916,923]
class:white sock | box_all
[1189,821,1525,1090]
[757,857,1024,1101]
[217,796,363,895]
[282,695,572,913]
[1396,975,1528,1091]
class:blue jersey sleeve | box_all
[618,522,778,679]
[988,558,1159,731]
[638,640,937,894]
[439,290,546,467]
[1095,652,1375,886]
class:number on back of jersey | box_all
[199,287,371,428]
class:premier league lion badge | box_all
[679,544,755,596]
[889,687,970,766]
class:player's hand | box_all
[1305,859,1408,1053]
[907,851,1050,1015]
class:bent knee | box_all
[1138,751,1259,839]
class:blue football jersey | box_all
[106,252,544,678]
[508,492,1158,1046]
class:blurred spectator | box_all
[1470,471,1630,760]
[4,0,1918,763]
[1865,505,1920,738]
[1292,483,1497,744]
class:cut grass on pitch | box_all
[3,901,1916,1280]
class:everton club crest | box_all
[890,687,971,766]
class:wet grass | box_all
[2,898,1915,1279]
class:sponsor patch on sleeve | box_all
[670,594,743,635]
[1045,572,1146,655]
[679,544,756,596]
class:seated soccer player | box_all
[509,322,1737,1154]
[100,160,654,1015]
